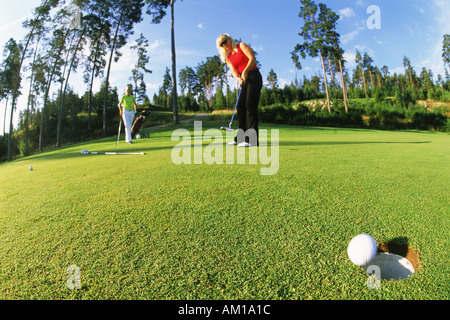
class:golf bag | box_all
[131,109,151,139]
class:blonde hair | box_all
[126,85,132,95]
[216,33,237,64]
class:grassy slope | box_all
[0,122,448,300]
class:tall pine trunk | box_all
[361,65,368,98]
[338,58,348,113]
[171,0,179,124]
[319,51,331,113]
[57,24,87,147]
[103,7,125,137]
[309,10,331,113]
[7,0,50,161]
[25,36,42,154]
[39,67,56,151]
[3,96,8,136]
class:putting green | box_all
[0,123,449,300]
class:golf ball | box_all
[347,234,378,266]
[29,166,33,171]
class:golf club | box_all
[115,118,122,145]
[220,86,242,132]
[81,150,145,155]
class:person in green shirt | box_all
[118,86,137,144]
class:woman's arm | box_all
[239,42,256,83]
[227,62,242,85]
[118,100,123,116]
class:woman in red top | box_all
[217,34,263,147]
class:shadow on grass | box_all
[377,236,421,272]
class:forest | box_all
[1,0,450,162]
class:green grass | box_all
[0,121,449,300]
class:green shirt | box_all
[120,94,136,111]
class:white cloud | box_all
[342,30,359,45]
[339,8,355,19]
[354,45,374,57]
[341,19,367,45]
[149,39,164,51]
[427,0,450,77]
[420,42,446,78]
[279,78,292,88]
[146,82,160,92]
[343,51,357,69]
[390,66,404,76]
[197,23,204,29]
[253,44,264,52]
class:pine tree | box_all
[267,69,278,89]
[319,3,348,112]
[292,0,333,113]
[130,33,152,103]
[443,34,450,72]
[102,0,145,137]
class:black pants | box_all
[236,69,263,145]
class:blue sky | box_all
[1,0,450,133]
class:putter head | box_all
[81,150,90,155]
[220,126,234,132]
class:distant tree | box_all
[319,3,348,112]
[355,51,368,98]
[292,0,333,113]
[38,28,70,151]
[0,71,8,136]
[403,56,417,91]
[145,0,182,123]
[197,56,222,112]
[22,3,52,155]
[161,67,172,108]
[102,0,145,137]
[82,6,111,133]
[363,52,375,89]
[420,67,434,101]
[179,66,198,98]
[6,0,59,160]
[22,34,43,156]
[57,4,91,147]
[2,39,23,161]
[267,69,278,89]
[130,33,152,103]
[443,34,450,73]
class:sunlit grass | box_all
[0,122,449,299]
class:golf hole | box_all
[366,238,420,281]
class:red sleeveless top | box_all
[227,43,258,74]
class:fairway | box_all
[0,122,449,300]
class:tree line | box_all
[156,0,450,117]
[0,0,179,162]
[1,0,450,162]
